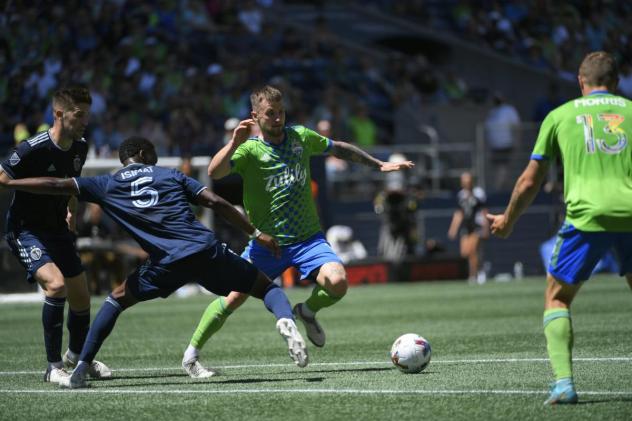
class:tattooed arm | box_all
[330,141,414,172]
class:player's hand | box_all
[379,160,415,172]
[231,119,255,147]
[486,213,513,238]
[255,232,281,258]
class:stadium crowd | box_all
[373,0,632,86]
[2,0,632,161]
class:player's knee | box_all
[327,274,348,297]
[42,277,66,297]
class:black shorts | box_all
[126,243,259,301]
[5,229,84,283]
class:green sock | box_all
[543,308,574,381]
[189,297,232,349]
[304,285,343,313]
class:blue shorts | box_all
[548,222,632,284]
[5,230,84,283]
[241,232,343,280]
[126,243,258,301]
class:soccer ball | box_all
[390,333,431,373]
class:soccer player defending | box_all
[0,87,111,382]
[181,85,414,377]
[487,51,632,405]
[4,136,308,388]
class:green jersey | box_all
[532,92,632,231]
[230,125,332,245]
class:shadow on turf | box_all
[573,397,632,405]
[103,375,326,388]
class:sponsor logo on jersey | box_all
[30,247,42,261]
[264,163,307,192]
[9,152,20,166]
[73,155,82,172]
[47,164,56,172]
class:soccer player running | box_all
[4,136,308,388]
[487,51,632,405]
[181,85,414,377]
[0,87,111,382]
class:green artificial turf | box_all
[1,276,631,420]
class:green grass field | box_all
[1,276,631,420]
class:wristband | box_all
[249,228,262,240]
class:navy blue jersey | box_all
[74,164,217,265]
[1,131,88,233]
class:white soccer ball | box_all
[390,333,431,373]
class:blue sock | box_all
[42,297,66,363]
[79,296,123,363]
[262,284,293,320]
[67,308,90,355]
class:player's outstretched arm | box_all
[196,189,281,257]
[4,176,79,196]
[487,159,549,238]
[208,119,255,179]
[330,141,415,172]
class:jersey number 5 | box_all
[576,113,628,154]
[131,176,159,208]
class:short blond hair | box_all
[579,51,619,89]
[250,85,283,112]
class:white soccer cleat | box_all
[59,370,89,389]
[293,303,326,347]
[63,350,112,379]
[182,358,220,379]
[276,318,308,368]
[43,366,70,383]
[87,360,112,379]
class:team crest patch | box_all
[30,247,42,261]
[291,141,303,156]
[9,152,20,166]
[73,155,82,172]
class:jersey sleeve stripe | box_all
[0,165,14,179]
[195,186,207,196]
[530,154,549,161]
[71,178,81,194]
[324,139,333,153]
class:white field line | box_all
[1,388,632,396]
[1,357,630,376]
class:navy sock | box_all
[79,296,123,363]
[42,297,66,363]
[67,308,91,355]
[262,284,293,320]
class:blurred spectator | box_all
[533,83,564,122]
[326,225,367,264]
[484,91,521,191]
[347,102,377,148]
[619,61,632,99]
[375,153,419,261]
[447,172,488,284]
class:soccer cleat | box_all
[59,370,89,389]
[43,366,70,383]
[293,303,326,347]
[63,350,112,379]
[276,318,308,368]
[182,358,219,379]
[543,378,578,405]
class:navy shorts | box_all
[5,229,84,283]
[242,232,343,280]
[126,243,259,301]
[548,222,632,284]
